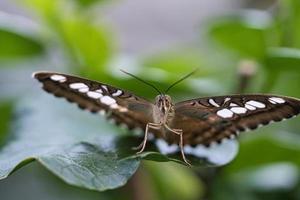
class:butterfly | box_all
[33,71,300,166]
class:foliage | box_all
[0,0,300,199]
[0,102,13,146]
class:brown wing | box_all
[173,94,300,146]
[33,71,154,130]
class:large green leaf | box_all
[262,47,300,93]
[0,95,139,191]
[0,92,237,190]
[0,12,44,59]
[209,10,276,59]
[38,142,139,190]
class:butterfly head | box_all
[155,95,173,114]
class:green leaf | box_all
[224,131,300,175]
[211,163,299,200]
[262,47,300,93]
[278,0,300,48]
[0,162,128,200]
[214,130,300,199]
[21,0,113,75]
[209,10,275,59]
[228,163,299,191]
[0,102,13,147]
[144,161,204,200]
[0,13,44,59]
[75,0,106,7]
[0,95,139,191]
[0,93,233,190]
[60,18,112,76]
[265,47,300,72]
[141,49,229,96]
[143,49,206,75]
[38,142,140,191]
[0,30,44,59]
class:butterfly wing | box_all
[33,72,154,130]
[173,94,300,146]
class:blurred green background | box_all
[0,0,300,199]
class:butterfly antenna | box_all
[120,69,162,94]
[164,69,198,93]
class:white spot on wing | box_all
[87,91,103,99]
[112,90,123,97]
[50,74,66,82]
[245,104,256,110]
[269,99,276,104]
[229,103,238,107]
[110,103,119,109]
[118,107,128,112]
[209,99,220,107]
[110,103,128,112]
[70,82,89,93]
[224,98,231,103]
[269,97,285,104]
[217,109,234,118]
[78,87,89,93]
[70,83,88,89]
[246,100,266,108]
[101,85,108,92]
[230,107,247,114]
[100,95,116,105]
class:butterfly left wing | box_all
[172,94,300,146]
[33,72,155,130]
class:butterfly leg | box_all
[135,122,161,154]
[164,125,192,167]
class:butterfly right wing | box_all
[173,94,300,146]
[33,72,155,130]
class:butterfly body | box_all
[151,95,175,137]
[33,72,300,166]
